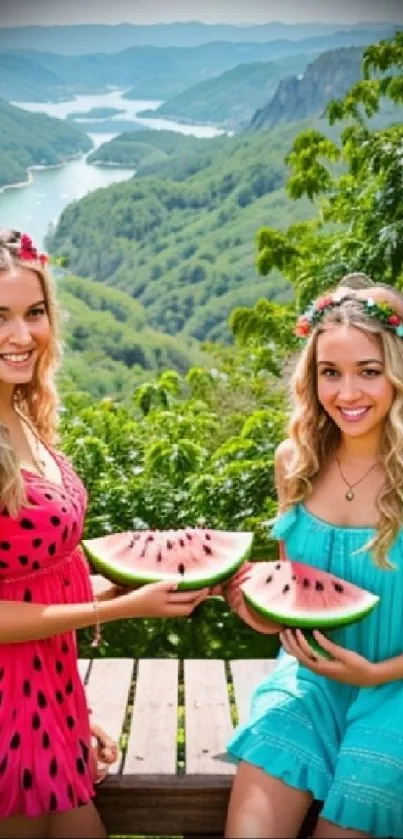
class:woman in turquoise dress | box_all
[225,288,403,839]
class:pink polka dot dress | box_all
[0,449,96,817]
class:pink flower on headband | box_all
[17,233,48,265]
[316,296,333,311]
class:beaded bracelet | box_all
[91,598,104,648]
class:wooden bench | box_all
[79,656,319,838]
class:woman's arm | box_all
[0,581,208,644]
[373,654,403,685]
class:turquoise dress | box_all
[227,504,403,838]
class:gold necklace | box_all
[335,455,379,502]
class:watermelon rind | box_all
[82,530,253,591]
[242,586,379,629]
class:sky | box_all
[1,0,403,27]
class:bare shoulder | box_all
[274,439,295,472]
[274,439,295,504]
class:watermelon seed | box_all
[179,539,185,547]
[266,575,273,584]
[205,533,211,540]
[178,563,185,576]
[146,535,154,542]
[156,551,162,563]
[167,540,173,550]
[282,584,290,594]
[292,575,296,581]
[275,563,281,570]
[303,579,310,589]
[334,582,344,593]
[202,545,212,555]
[186,533,192,541]
[315,581,325,591]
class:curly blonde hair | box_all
[0,229,62,515]
[283,294,403,569]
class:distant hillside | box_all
[0,22,398,54]
[250,46,364,130]
[0,99,91,189]
[3,26,399,104]
[48,123,318,343]
[0,53,69,102]
[66,107,125,120]
[87,130,217,170]
[58,275,207,399]
[137,54,315,130]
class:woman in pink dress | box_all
[0,229,208,838]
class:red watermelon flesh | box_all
[82,527,253,590]
[241,560,379,628]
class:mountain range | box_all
[0,21,399,54]
[1,24,400,103]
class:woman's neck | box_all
[337,430,382,463]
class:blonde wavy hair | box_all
[0,229,62,516]
[283,294,403,569]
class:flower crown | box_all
[16,232,49,265]
[295,294,403,339]
[0,229,48,266]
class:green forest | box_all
[0,99,91,188]
[53,31,403,660]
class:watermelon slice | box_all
[82,528,253,590]
[241,560,379,629]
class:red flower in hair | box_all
[295,318,311,337]
[316,296,333,311]
[387,314,401,326]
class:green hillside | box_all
[58,275,207,398]
[49,122,316,342]
[0,99,91,188]
[87,129,218,169]
[0,53,69,102]
[136,54,315,129]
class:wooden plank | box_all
[95,775,231,836]
[85,657,133,774]
[230,659,277,725]
[77,658,91,684]
[124,658,179,775]
[95,775,319,837]
[184,660,234,775]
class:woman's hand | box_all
[221,563,283,635]
[89,719,119,785]
[280,628,378,686]
[113,580,209,619]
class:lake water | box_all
[0,90,224,247]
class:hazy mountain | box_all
[250,46,364,130]
[0,53,69,102]
[0,22,398,55]
[136,53,316,130]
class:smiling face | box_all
[316,324,394,443]
[0,266,50,394]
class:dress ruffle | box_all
[270,506,298,540]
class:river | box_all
[0,90,224,248]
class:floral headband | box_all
[15,232,49,265]
[295,294,403,339]
[0,229,49,266]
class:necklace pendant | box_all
[345,489,354,501]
